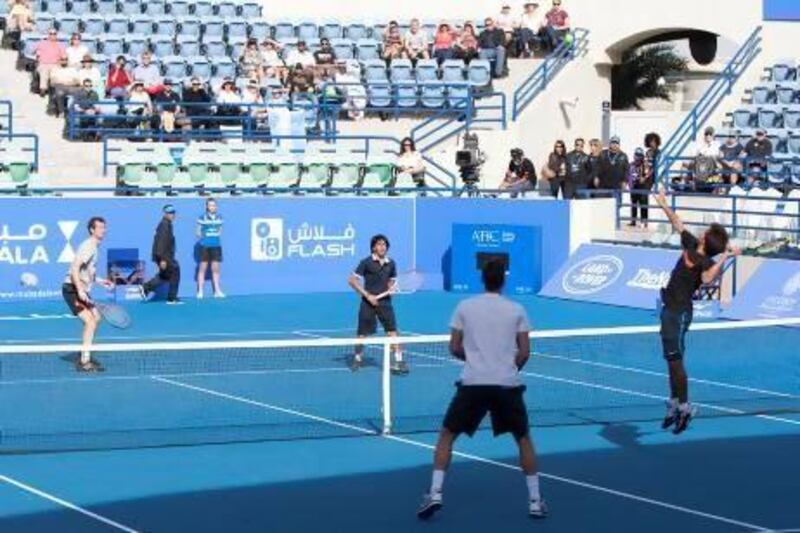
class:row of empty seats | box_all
[2,0,261,18]
[730,105,800,130]
[0,144,35,188]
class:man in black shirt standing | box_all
[348,234,408,374]
[478,17,507,78]
[565,138,590,199]
[140,204,182,304]
[599,136,629,192]
[655,189,738,434]
[500,148,536,197]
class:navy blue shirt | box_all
[355,255,397,301]
[662,231,715,312]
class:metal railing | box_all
[658,26,763,179]
[0,100,13,136]
[512,28,589,121]
[0,133,40,171]
[662,155,800,190]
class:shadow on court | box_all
[1,432,796,533]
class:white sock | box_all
[80,351,90,364]
[394,351,403,363]
[430,469,445,494]
[678,402,691,413]
[526,474,541,501]
[668,398,679,412]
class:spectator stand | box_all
[657,26,763,180]
[101,134,459,196]
[0,133,40,190]
[0,100,13,136]
[512,27,589,121]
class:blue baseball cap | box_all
[163,204,176,214]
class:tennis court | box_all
[1,292,798,532]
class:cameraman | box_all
[500,148,537,197]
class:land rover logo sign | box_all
[562,255,624,295]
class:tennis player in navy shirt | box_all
[347,234,409,374]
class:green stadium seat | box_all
[330,154,364,192]
[303,151,335,190]
[362,155,396,193]
[268,152,301,189]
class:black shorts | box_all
[200,246,222,262]
[660,307,692,361]
[357,300,397,336]
[62,283,93,316]
[442,383,530,439]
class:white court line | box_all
[535,352,800,400]
[0,475,140,533]
[152,376,771,532]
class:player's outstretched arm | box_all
[655,188,685,234]
[701,245,741,284]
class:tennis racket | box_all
[391,270,425,295]
[742,238,789,257]
[94,301,132,329]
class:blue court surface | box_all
[0,293,798,532]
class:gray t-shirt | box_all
[450,293,530,387]
[65,238,98,288]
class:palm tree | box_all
[612,45,689,110]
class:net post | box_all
[382,340,392,435]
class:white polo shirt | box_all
[450,293,530,387]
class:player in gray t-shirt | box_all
[417,260,547,520]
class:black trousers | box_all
[144,260,180,300]
[630,192,649,222]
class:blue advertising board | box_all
[721,259,800,320]
[450,224,541,294]
[764,0,800,20]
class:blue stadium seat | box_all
[145,1,166,16]
[767,158,788,186]
[320,21,343,40]
[758,106,781,129]
[396,82,418,108]
[331,38,354,60]
[93,0,116,15]
[415,59,438,82]
[345,23,368,41]
[170,0,189,17]
[125,36,148,58]
[155,17,177,36]
[105,15,129,36]
[84,15,106,36]
[193,0,212,17]
[229,40,246,60]
[364,59,388,82]
[777,85,798,105]
[204,20,224,40]
[442,59,466,82]
[250,21,270,42]
[189,57,211,79]
[784,108,800,129]
[151,36,175,58]
[177,37,200,57]
[390,58,413,83]
[732,107,754,129]
[751,84,773,105]
[102,36,124,57]
[240,1,260,18]
[204,39,228,59]
[21,35,39,62]
[59,15,81,35]
[212,57,237,79]
[355,39,379,61]
[178,17,202,38]
[163,56,188,79]
[297,21,318,41]
[447,84,470,108]
[69,0,90,15]
[769,129,789,153]
[468,60,491,86]
[790,161,800,187]
[118,0,140,16]
[371,22,387,39]
[83,36,99,54]
[131,16,154,37]
[34,15,55,34]
[273,22,295,40]
[278,37,299,58]
[216,0,236,18]
[226,19,248,40]
[771,62,796,82]
[420,81,445,108]
[46,0,67,13]
[368,83,392,108]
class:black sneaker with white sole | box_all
[417,493,443,520]
[673,405,697,435]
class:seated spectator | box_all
[683,126,720,191]
[65,33,89,68]
[541,140,567,197]
[719,131,744,186]
[478,18,507,78]
[541,0,570,51]
[47,56,80,117]
[242,79,266,114]
[627,148,652,228]
[34,29,66,96]
[314,38,337,65]
[132,52,164,96]
[260,39,286,75]
[266,85,289,107]
[454,22,479,63]
[6,0,34,34]
[73,78,100,140]
[288,64,314,96]
[182,77,215,132]
[432,23,457,64]
[743,128,772,185]
[126,81,152,128]
[383,21,407,62]
[336,60,366,120]
[500,147,536,197]
[239,38,264,78]
[76,55,102,99]
[285,41,316,69]
[515,2,543,57]
[152,80,185,133]
[106,55,133,100]
[397,137,426,188]
[216,79,243,124]
[404,18,430,61]
[496,4,516,53]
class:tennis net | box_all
[1,318,799,453]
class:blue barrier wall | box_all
[764,0,800,20]
[0,197,571,301]
[722,259,800,320]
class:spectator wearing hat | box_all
[183,77,215,132]
[132,52,164,96]
[48,56,80,117]
[76,55,102,99]
[627,147,653,228]
[719,131,744,186]
[73,77,100,140]
[454,22,479,63]
[260,39,286,79]
[239,38,264,79]
[743,128,773,185]
[141,205,182,305]
[496,4,516,54]
[404,18,430,61]
[34,29,66,96]
[106,56,133,100]
[126,80,153,130]
[285,40,316,69]
[478,17,507,78]
[152,80,185,133]
[242,78,268,129]
[216,79,243,124]
[515,2,542,57]
[500,148,537,197]
[541,0,570,51]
